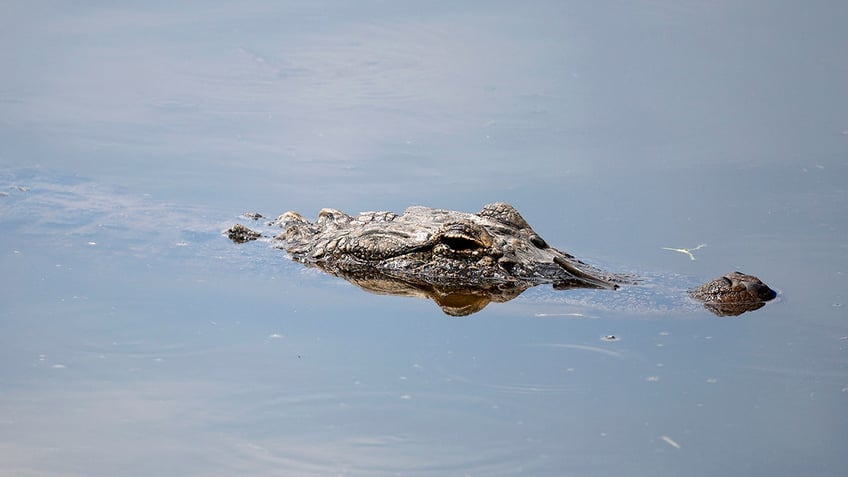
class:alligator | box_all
[226,202,776,317]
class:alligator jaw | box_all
[553,256,619,290]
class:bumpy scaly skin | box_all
[227,203,776,316]
[268,202,625,291]
[689,271,777,317]
[227,223,261,244]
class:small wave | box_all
[219,388,550,476]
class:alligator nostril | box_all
[743,281,777,301]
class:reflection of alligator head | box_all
[227,202,776,317]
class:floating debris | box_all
[660,435,681,449]
[661,243,706,261]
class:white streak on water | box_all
[530,343,623,358]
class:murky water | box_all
[2,1,847,475]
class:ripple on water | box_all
[430,341,629,397]
[215,388,553,476]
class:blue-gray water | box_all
[2,1,847,476]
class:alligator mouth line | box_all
[553,256,618,290]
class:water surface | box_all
[2,1,847,476]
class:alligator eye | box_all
[437,222,493,251]
[442,235,483,251]
[530,235,548,249]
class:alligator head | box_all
[227,203,775,317]
[269,202,626,293]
